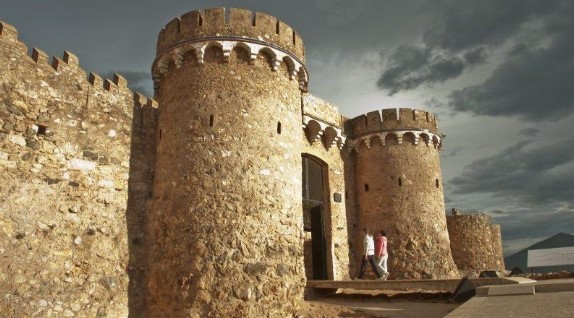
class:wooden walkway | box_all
[307,277,525,292]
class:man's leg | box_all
[368,255,382,278]
[357,257,368,279]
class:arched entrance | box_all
[302,155,328,280]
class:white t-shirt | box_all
[363,234,375,256]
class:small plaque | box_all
[333,193,342,203]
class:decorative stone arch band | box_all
[302,115,346,150]
[152,37,309,92]
[347,130,442,152]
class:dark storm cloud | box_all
[519,128,540,137]
[463,47,488,65]
[377,0,568,97]
[447,8,574,121]
[495,208,574,241]
[421,0,558,51]
[121,72,154,98]
[377,46,467,95]
[442,145,463,158]
[450,137,574,204]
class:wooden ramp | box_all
[307,278,526,292]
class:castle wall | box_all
[490,224,506,271]
[446,213,505,276]
[145,9,306,316]
[346,109,459,279]
[126,94,158,315]
[301,94,350,281]
[0,21,154,317]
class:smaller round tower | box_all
[446,211,505,276]
[346,108,459,279]
[490,224,506,271]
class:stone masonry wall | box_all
[0,21,153,317]
[490,224,506,272]
[145,9,306,317]
[126,94,158,315]
[446,212,505,276]
[346,109,459,280]
[301,94,350,281]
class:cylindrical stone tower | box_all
[346,108,459,279]
[146,8,308,316]
[490,224,506,271]
[446,212,505,276]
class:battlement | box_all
[345,108,439,137]
[156,8,304,61]
[0,20,18,41]
[447,212,492,224]
[0,20,156,106]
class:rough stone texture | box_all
[146,13,306,316]
[345,109,459,280]
[0,7,504,317]
[301,94,351,282]
[446,212,506,277]
[490,224,506,271]
[0,20,155,317]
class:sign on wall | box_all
[527,246,574,267]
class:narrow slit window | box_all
[276,21,280,34]
[199,14,203,26]
[292,32,296,45]
[252,15,256,26]
[277,122,281,134]
[37,125,48,136]
[159,129,162,139]
[398,178,402,187]
[209,114,214,127]
[364,184,369,192]
[436,179,440,188]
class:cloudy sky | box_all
[2,0,573,256]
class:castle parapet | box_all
[345,108,439,137]
[0,20,18,41]
[157,8,304,61]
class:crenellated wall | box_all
[345,108,459,280]
[446,210,506,276]
[1,7,508,317]
[345,108,439,137]
[156,8,304,61]
[0,20,155,317]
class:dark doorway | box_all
[303,155,328,280]
[310,205,328,279]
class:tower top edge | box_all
[344,108,440,137]
[156,8,305,61]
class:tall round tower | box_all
[346,109,459,279]
[147,8,308,316]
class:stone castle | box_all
[0,8,504,317]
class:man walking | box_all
[357,228,382,279]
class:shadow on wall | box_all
[126,97,158,315]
